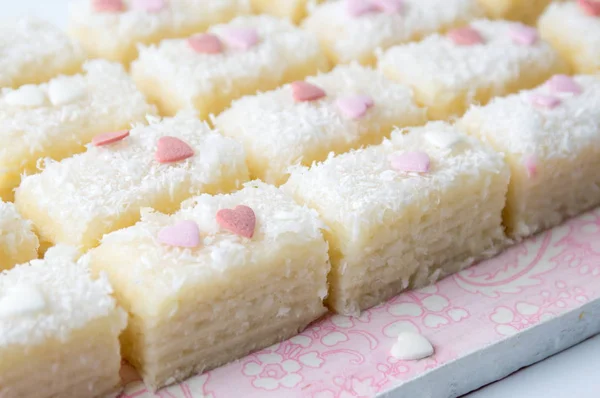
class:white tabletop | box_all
[2,0,599,396]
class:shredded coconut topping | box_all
[283,121,507,242]
[132,15,327,105]
[17,113,248,245]
[0,17,85,88]
[378,19,564,91]
[0,256,124,347]
[303,0,484,63]
[215,63,425,183]
[459,75,600,159]
[0,201,38,262]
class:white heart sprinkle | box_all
[48,78,86,106]
[425,131,463,149]
[4,85,46,107]
[0,284,46,319]
[391,332,434,360]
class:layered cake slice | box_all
[0,200,38,272]
[539,1,600,73]
[0,60,154,201]
[378,19,568,120]
[0,17,85,88]
[15,113,249,251]
[476,0,553,24]
[215,63,425,185]
[131,15,329,119]
[460,74,600,239]
[0,254,127,398]
[303,0,485,65]
[69,0,251,64]
[283,122,509,315]
[89,182,329,390]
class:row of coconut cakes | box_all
[2,0,600,397]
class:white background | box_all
[2,1,599,397]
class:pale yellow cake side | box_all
[251,0,324,23]
[477,0,553,24]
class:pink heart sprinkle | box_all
[529,93,561,109]
[372,0,404,13]
[131,0,166,12]
[546,75,582,95]
[220,28,259,50]
[447,27,484,46]
[523,155,537,179]
[188,34,223,54]
[390,151,430,173]
[92,130,130,146]
[291,81,326,102]
[157,220,201,248]
[509,23,539,46]
[216,205,256,239]
[335,95,374,119]
[578,0,600,16]
[155,136,194,164]
[92,0,124,12]
[346,0,378,17]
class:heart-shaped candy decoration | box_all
[529,93,561,109]
[158,220,201,248]
[523,155,538,178]
[335,95,374,119]
[216,205,256,239]
[188,34,223,54]
[391,151,430,173]
[546,75,582,95]
[579,0,600,16]
[372,0,404,13]
[291,81,326,102]
[509,23,538,46]
[131,0,166,12]
[447,27,484,46]
[92,130,130,146]
[155,136,194,164]
[92,0,125,12]
[220,28,259,50]
[346,0,378,17]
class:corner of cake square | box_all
[303,0,485,65]
[459,74,600,239]
[539,0,600,74]
[131,14,329,119]
[68,0,252,64]
[283,121,510,315]
[0,59,155,202]
[14,112,249,251]
[378,19,568,120]
[88,181,330,390]
[0,200,39,272]
[0,253,127,398]
[214,63,426,185]
[0,17,85,89]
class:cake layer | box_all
[69,0,251,64]
[0,253,127,398]
[131,15,329,119]
[0,17,85,88]
[303,0,485,65]
[0,200,38,272]
[283,122,509,315]
[459,74,600,239]
[89,182,329,390]
[378,19,568,120]
[0,60,155,201]
[215,63,425,185]
[15,113,249,251]
[251,0,325,23]
[539,1,600,74]
[476,0,553,24]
